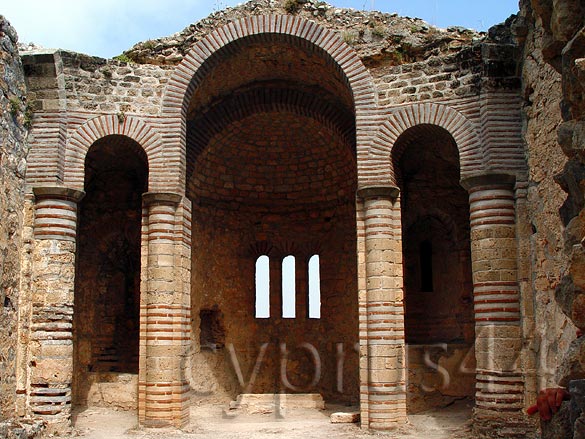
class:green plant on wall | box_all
[392,50,403,64]
[143,40,156,50]
[9,97,20,117]
[113,54,133,63]
[341,30,358,45]
[8,97,32,129]
[372,25,386,38]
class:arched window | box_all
[255,255,270,318]
[282,255,296,318]
[308,255,321,319]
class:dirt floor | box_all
[62,399,474,439]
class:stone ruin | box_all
[0,0,584,437]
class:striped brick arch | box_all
[163,15,376,115]
[64,115,163,191]
[366,103,484,187]
[161,14,377,139]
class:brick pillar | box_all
[139,192,191,428]
[461,175,527,437]
[297,257,308,319]
[28,186,84,429]
[269,257,282,320]
[357,186,406,429]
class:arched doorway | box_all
[394,124,476,413]
[185,33,359,404]
[73,135,148,410]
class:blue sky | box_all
[2,0,519,58]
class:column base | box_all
[367,417,408,431]
[473,408,537,439]
[141,411,189,430]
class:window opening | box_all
[282,255,296,318]
[308,255,321,319]
[255,255,270,318]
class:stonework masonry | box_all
[0,14,29,422]
[1,0,585,438]
[517,0,585,437]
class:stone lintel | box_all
[357,185,400,200]
[143,192,183,206]
[460,173,516,191]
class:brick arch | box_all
[366,103,484,187]
[162,14,376,121]
[64,115,163,191]
[186,86,356,184]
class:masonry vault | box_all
[185,33,360,403]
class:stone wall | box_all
[519,0,585,437]
[0,16,28,420]
[517,1,571,391]
[60,52,172,115]
[372,43,481,105]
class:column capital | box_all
[33,186,85,203]
[33,186,84,241]
[460,173,516,192]
[142,192,183,206]
[357,185,400,200]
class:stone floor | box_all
[61,399,474,439]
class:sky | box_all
[2,0,520,59]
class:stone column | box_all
[357,186,406,430]
[139,192,191,428]
[461,175,526,436]
[28,186,84,428]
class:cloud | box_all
[3,0,518,58]
[3,0,241,57]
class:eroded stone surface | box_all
[520,0,585,436]
[0,14,28,422]
[330,411,360,423]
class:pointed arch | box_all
[64,115,164,191]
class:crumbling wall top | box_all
[123,0,486,68]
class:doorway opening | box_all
[394,125,476,413]
[73,135,148,410]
